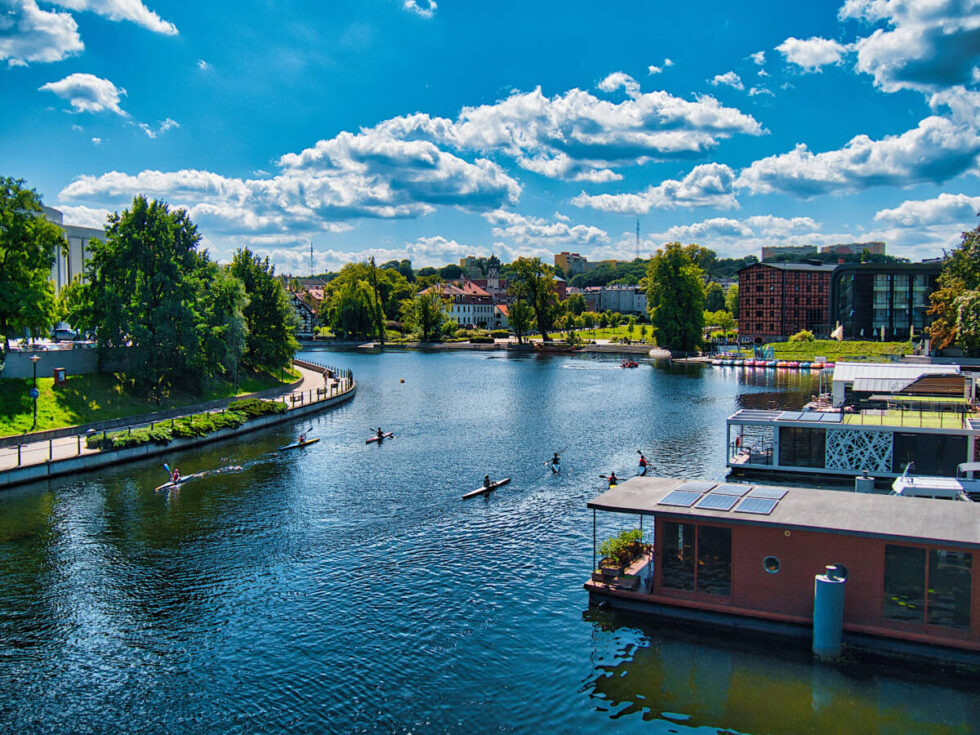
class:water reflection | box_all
[585,610,979,734]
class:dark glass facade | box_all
[661,522,731,596]
[778,427,826,468]
[883,545,972,629]
[830,264,941,341]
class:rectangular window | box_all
[661,522,695,591]
[884,545,973,628]
[778,427,826,468]
[884,545,925,623]
[928,550,972,628]
[697,526,732,596]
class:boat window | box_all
[697,526,731,596]
[763,556,780,574]
[883,545,926,623]
[928,550,972,629]
[661,522,695,591]
[777,427,826,468]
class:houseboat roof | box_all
[588,476,980,549]
[728,407,976,431]
[832,362,959,390]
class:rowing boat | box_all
[279,438,321,451]
[365,432,395,444]
[462,477,511,500]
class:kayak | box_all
[279,438,321,451]
[154,471,204,492]
[462,477,511,500]
[365,432,395,444]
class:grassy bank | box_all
[766,340,912,361]
[0,369,299,437]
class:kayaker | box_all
[608,472,618,487]
[299,432,307,444]
[376,427,384,440]
[638,452,648,476]
[550,452,561,473]
[171,467,181,484]
[484,474,491,488]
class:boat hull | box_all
[462,477,512,499]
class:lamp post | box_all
[29,354,41,431]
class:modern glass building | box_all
[830,263,942,341]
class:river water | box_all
[0,349,977,734]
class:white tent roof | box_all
[833,362,959,394]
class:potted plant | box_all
[598,528,650,578]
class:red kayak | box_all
[366,432,395,444]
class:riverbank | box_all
[320,339,661,356]
[0,360,355,490]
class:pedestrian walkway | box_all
[0,362,350,474]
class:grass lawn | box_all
[544,325,653,342]
[766,339,912,361]
[843,409,967,429]
[0,369,299,437]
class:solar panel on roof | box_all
[695,494,739,511]
[676,481,716,494]
[658,491,702,508]
[736,497,779,515]
[710,483,751,497]
[818,413,844,423]
[800,412,824,422]
[746,486,787,500]
[778,411,804,421]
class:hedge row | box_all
[86,398,287,450]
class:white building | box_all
[42,205,104,292]
[422,280,509,329]
[583,285,647,314]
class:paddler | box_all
[637,452,648,476]
[299,432,307,444]
[550,452,561,474]
[376,427,384,440]
[608,472,618,487]
[171,467,181,484]
[484,474,491,488]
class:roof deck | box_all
[728,407,978,431]
[588,476,980,549]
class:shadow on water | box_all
[582,608,980,735]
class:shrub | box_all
[598,528,650,568]
[490,329,510,338]
[789,329,815,343]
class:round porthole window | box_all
[763,556,781,574]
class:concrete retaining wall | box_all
[2,346,130,378]
[0,382,356,491]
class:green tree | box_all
[0,177,65,352]
[582,311,597,337]
[508,298,534,344]
[725,283,739,316]
[644,242,706,352]
[230,248,299,372]
[328,278,376,338]
[565,292,587,316]
[508,257,558,339]
[704,309,735,332]
[401,291,446,341]
[324,261,412,331]
[439,263,463,279]
[76,196,207,396]
[929,221,980,351]
[199,264,249,384]
[705,282,725,312]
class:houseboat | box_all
[586,476,980,666]
[727,362,980,481]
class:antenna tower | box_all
[310,240,314,275]
[635,218,640,260]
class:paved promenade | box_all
[0,364,338,474]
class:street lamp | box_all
[29,354,41,431]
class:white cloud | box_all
[39,73,127,115]
[91,136,101,144]
[402,0,436,18]
[0,0,83,66]
[710,71,744,90]
[197,58,209,70]
[138,117,179,137]
[572,163,738,214]
[483,209,609,245]
[840,0,980,93]
[749,87,774,97]
[647,58,673,74]
[750,50,766,65]
[737,115,980,196]
[874,193,980,226]
[57,204,111,228]
[660,214,821,242]
[598,71,640,97]
[49,0,177,34]
[776,36,848,71]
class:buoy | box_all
[400,378,405,383]
[813,565,846,658]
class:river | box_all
[0,349,976,733]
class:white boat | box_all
[890,462,980,501]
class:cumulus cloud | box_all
[0,0,83,65]
[572,163,738,214]
[402,0,436,18]
[749,87,774,97]
[647,58,674,74]
[736,115,980,196]
[710,71,744,90]
[197,58,209,70]
[49,0,176,34]
[39,73,127,115]
[750,50,766,65]
[598,71,640,97]
[776,36,848,71]
[874,193,980,226]
[840,0,980,93]
[56,204,111,228]
[483,209,609,246]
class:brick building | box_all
[738,262,836,342]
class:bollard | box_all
[813,565,846,658]
[77,434,81,454]
[49,438,53,461]
[17,444,21,466]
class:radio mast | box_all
[635,219,640,261]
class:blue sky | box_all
[2,0,979,273]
